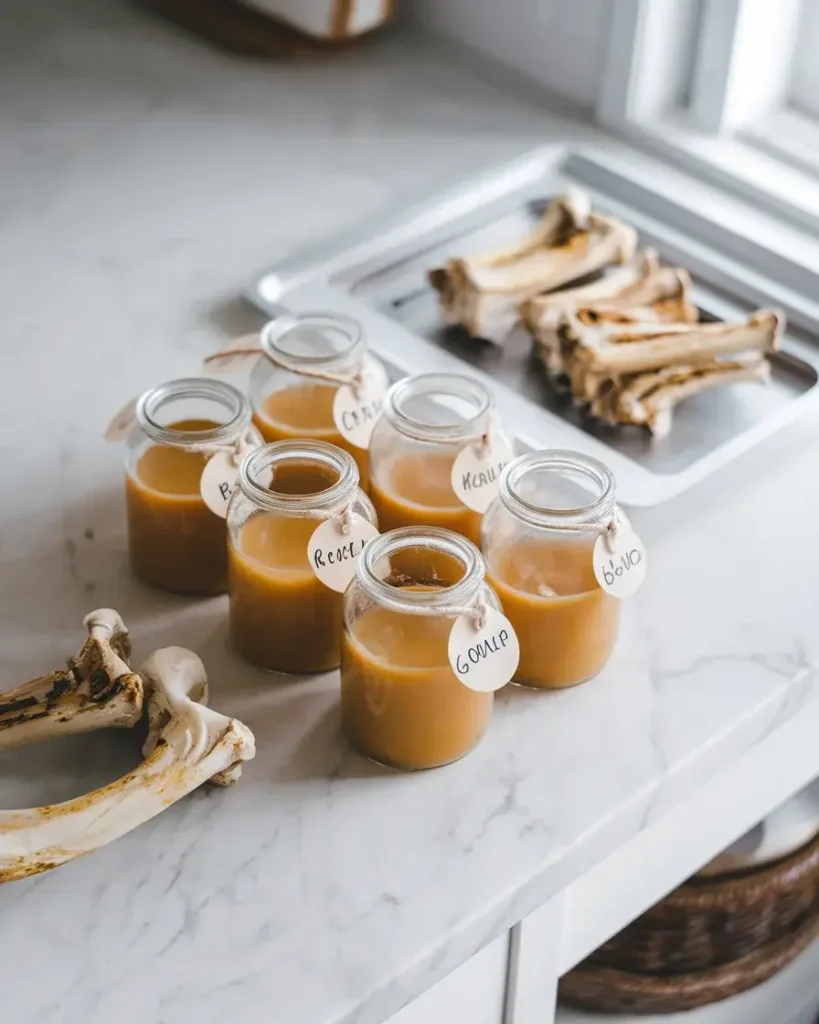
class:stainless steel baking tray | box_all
[247,146,819,505]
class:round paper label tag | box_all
[105,397,138,442]
[200,451,241,518]
[593,522,647,598]
[204,333,263,376]
[450,433,515,513]
[307,513,379,593]
[332,355,389,450]
[448,606,520,692]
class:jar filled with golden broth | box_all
[341,526,518,770]
[249,312,389,490]
[368,373,514,547]
[227,440,378,674]
[482,450,646,689]
[124,378,261,596]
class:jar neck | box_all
[499,450,617,528]
[384,373,493,444]
[136,378,251,448]
[238,440,359,514]
[357,527,485,614]
[260,312,365,375]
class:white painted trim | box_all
[621,113,819,237]
[744,107,819,180]
[504,896,564,1024]
[689,0,802,133]
[597,0,700,125]
[558,676,819,973]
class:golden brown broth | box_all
[228,460,345,673]
[255,383,369,488]
[341,584,492,769]
[126,418,228,595]
[486,535,620,689]
[368,451,481,546]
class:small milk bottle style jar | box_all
[123,378,261,596]
[341,526,519,770]
[247,312,389,490]
[227,440,378,674]
[368,373,514,547]
[482,450,646,689]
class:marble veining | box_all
[2,1,819,1022]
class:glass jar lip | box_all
[499,449,617,527]
[259,311,365,372]
[238,439,359,514]
[356,526,485,613]
[384,372,494,443]
[136,377,251,448]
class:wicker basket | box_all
[559,900,819,1014]
[588,831,819,975]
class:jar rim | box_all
[259,311,365,372]
[499,449,616,527]
[136,377,251,448]
[356,526,485,614]
[384,373,493,443]
[238,440,359,515]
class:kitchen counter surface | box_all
[2,2,817,1023]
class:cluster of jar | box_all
[121,313,625,771]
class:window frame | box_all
[598,0,819,236]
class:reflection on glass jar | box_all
[249,312,387,490]
[482,450,621,689]
[227,440,376,674]
[368,373,502,546]
[125,378,259,596]
[341,526,499,770]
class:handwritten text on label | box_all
[308,514,380,592]
[448,605,520,693]
[451,434,515,514]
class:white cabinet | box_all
[385,933,510,1024]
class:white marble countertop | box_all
[3,2,818,1023]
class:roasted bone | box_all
[429,192,638,342]
[0,609,142,753]
[0,620,255,884]
[567,309,782,380]
[528,259,695,379]
[590,357,771,438]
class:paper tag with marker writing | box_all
[204,333,263,376]
[308,514,379,592]
[448,606,520,692]
[200,451,242,518]
[200,446,269,517]
[451,433,515,514]
[105,397,138,442]
[332,355,389,450]
[593,520,647,598]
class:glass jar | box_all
[227,440,377,674]
[125,377,260,596]
[249,312,387,490]
[368,372,500,547]
[341,526,499,770]
[482,450,621,689]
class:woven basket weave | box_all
[559,831,819,1015]
[559,900,819,1014]
[588,831,819,975]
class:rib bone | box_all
[590,357,771,438]
[568,309,782,378]
[528,258,695,378]
[0,623,255,884]
[429,192,638,342]
[0,609,142,753]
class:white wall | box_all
[411,0,614,110]
[789,0,819,119]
